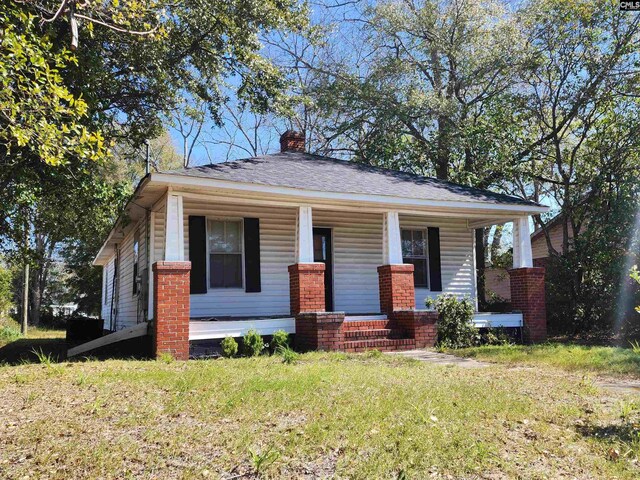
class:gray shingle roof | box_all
[163,152,539,207]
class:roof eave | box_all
[150,172,549,214]
[92,174,152,266]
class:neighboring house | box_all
[531,215,575,268]
[93,131,549,359]
[485,214,574,302]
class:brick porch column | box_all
[295,312,344,351]
[377,264,415,314]
[509,267,546,343]
[288,263,325,315]
[153,261,190,360]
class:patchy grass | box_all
[453,343,640,378]
[0,328,67,365]
[1,346,639,478]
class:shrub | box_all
[278,346,299,364]
[242,329,265,357]
[221,336,238,358]
[480,327,512,346]
[433,294,478,349]
[270,330,289,353]
[0,325,21,343]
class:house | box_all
[531,214,575,268]
[485,213,572,303]
[93,131,549,360]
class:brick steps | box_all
[342,338,416,353]
[342,319,392,330]
[344,328,405,340]
[341,319,414,351]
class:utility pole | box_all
[21,210,29,335]
[21,263,29,335]
[145,139,150,175]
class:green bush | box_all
[480,327,512,346]
[0,325,21,343]
[270,330,289,353]
[221,336,238,358]
[242,329,265,357]
[278,346,299,364]
[432,294,478,349]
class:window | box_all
[401,229,429,288]
[132,229,140,295]
[208,219,243,288]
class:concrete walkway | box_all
[389,349,489,368]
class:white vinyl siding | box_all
[100,218,149,330]
[400,215,476,308]
[313,209,382,313]
[183,200,296,317]
[149,199,477,318]
[101,255,116,329]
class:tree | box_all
[0,259,13,318]
[504,0,640,333]
[2,0,309,324]
[290,0,525,182]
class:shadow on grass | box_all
[0,337,68,365]
[0,335,153,366]
[577,423,640,447]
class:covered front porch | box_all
[151,190,545,359]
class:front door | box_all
[313,228,333,311]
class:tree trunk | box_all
[435,116,450,180]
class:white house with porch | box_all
[92,131,548,359]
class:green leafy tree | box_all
[631,266,640,315]
[0,259,13,318]
[2,0,308,324]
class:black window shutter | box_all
[428,227,442,291]
[244,218,261,293]
[188,216,207,294]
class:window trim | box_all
[401,228,430,289]
[206,217,245,290]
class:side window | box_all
[132,229,140,295]
[401,229,429,288]
[208,219,243,288]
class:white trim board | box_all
[67,322,149,358]
[188,313,523,341]
[189,318,295,340]
[472,313,523,328]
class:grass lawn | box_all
[1,339,639,479]
[452,343,640,378]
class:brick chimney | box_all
[280,130,305,153]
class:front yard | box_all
[1,337,639,479]
[453,343,640,378]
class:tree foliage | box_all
[0,7,106,169]
[1,0,309,322]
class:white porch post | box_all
[296,205,314,263]
[164,193,184,261]
[512,217,533,269]
[382,211,403,265]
